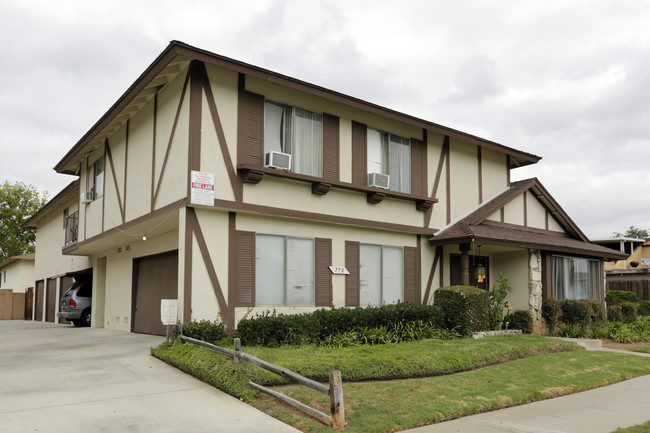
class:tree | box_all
[0,181,48,263]
[613,225,649,239]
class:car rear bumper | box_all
[57,310,82,320]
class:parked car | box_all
[58,281,92,327]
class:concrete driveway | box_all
[0,321,298,433]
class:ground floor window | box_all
[360,244,403,305]
[552,255,601,300]
[255,234,314,306]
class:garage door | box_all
[132,250,178,336]
[45,279,56,322]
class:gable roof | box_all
[429,178,628,260]
[0,253,35,270]
[22,179,80,229]
[54,40,541,175]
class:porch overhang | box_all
[428,222,628,261]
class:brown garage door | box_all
[35,281,44,321]
[45,279,57,322]
[58,276,74,324]
[132,250,178,336]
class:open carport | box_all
[0,321,298,433]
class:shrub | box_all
[488,273,512,330]
[639,300,650,316]
[560,299,591,327]
[182,319,227,344]
[620,302,639,323]
[510,310,534,334]
[607,304,624,322]
[542,299,561,336]
[236,303,446,347]
[434,286,491,337]
[605,290,640,304]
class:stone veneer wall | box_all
[528,249,544,333]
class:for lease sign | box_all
[190,171,215,206]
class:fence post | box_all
[329,370,345,430]
[234,338,241,364]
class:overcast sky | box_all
[1,0,649,239]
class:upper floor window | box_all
[255,234,314,306]
[553,255,601,301]
[264,101,323,177]
[367,129,411,193]
[93,156,105,199]
[360,244,403,305]
[64,210,79,245]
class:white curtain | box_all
[264,102,284,154]
[360,244,404,305]
[367,129,386,175]
[382,246,403,304]
[292,108,322,177]
[286,237,314,306]
[553,256,601,300]
[255,235,285,305]
[388,134,410,193]
[360,244,382,306]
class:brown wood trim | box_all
[227,212,237,323]
[541,251,552,301]
[445,137,451,225]
[153,69,191,208]
[345,241,360,306]
[212,198,438,236]
[199,62,242,202]
[404,246,417,304]
[234,230,255,306]
[187,207,232,328]
[63,198,186,255]
[237,89,264,167]
[424,246,442,304]
[322,113,340,183]
[507,155,511,187]
[124,119,129,220]
[315,238,333,307]
[130,255,140,331]
[105,140,125,224]
[188,61,203,200]
[523,191,528,227]
[426,136,449,228]
[500,207,505,222]
[237,164,435,205]
[477,145,483,204]
[416,235,422,304]
[545,210,549,231]
[351,121,367,186]
[183,207,193,322]
[151,93,157,213]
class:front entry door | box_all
[450,254,489,290]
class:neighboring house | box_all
[28,41,625,335]
[0,253,34,320]
[22,180,92,323]
[593,237,650,300]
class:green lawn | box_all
[614,421,650,433]
[152,335,650,433]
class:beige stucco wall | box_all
[449,139,480,220]
[481,148,508,201]
[492,250,529,311]
[0,260,34,292]
[96,228,179,331]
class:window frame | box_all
[366,128,411,193]
[359,243,404,306]
[92,156,105,200]
[264,100,324,177]
[255,233,315,306]
[552,255,602,301]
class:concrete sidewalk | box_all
[0,320,298,433]
[407,347,650,433]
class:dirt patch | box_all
[600,340,645,351]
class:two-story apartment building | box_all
[27,41,625,335]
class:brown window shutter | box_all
[235,230,255,306]
[315,238,332,307]
[404,246,420,304]
[322,113,340,182]
[237,90,264,167]
[410,138,427,196]
[351,121,367,186]
[345,241,360,306]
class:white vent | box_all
[80,191,94,204]
[368,172,390,189]
[265,151,292,170]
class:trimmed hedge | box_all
[236,303,445,347]
[182,319,227,344]
[510,310,534,334]
[434,286,491,337]
[606,290,639,304]
[542,299,604,335]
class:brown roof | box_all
[0,253,35,269]
[54,40,541,175]
[22,180,79,229]
[429,178,628,260]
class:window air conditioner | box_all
[368,172,390,189]
[265,151,292,170]
[80,191,94,204]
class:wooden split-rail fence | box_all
[180,336,345,430]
